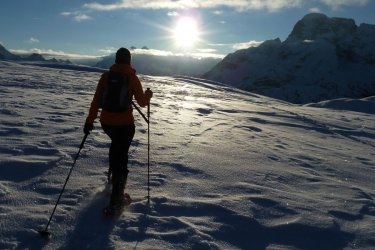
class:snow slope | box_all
[305,96,375,115]
[0,61,374,249]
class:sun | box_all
[173,17,199,48]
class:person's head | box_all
[115,47,131,64]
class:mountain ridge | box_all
[0,43,220,77]
[204,13,375,104]
[0,44,20,60]
[95,52,221,77]
[0,44,75,66]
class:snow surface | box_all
[0,61,374,249]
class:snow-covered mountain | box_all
[0,60,374,249]
[0,44,75,64]
[25,53,46,61]
[0,44,20,60]
[204,13,375,104]
[0,44,98,73]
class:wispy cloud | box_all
[208,43,231,47]
[193,48,225,58]
[309,7,322,13]
[25,37,40,44]
[10,48,100,59]
[190,51,225,59]
[196,48,218,53]
[75,14,91,22]
[233,40,263,50]
[131,48,174,57]
[10,47,223,60]
[61,11,91,22]
[83,0,370,12]
[128,47,224,58]
[167,11,179,16]
[99,47,117,54]
[319,0,368,10]
[84,0,304,12]
[213,10,224,15]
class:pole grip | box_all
[147,88,150,117]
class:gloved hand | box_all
[145,88,153,99]
[83,123,94,135]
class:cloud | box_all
[10,47,223,60]
[309,7,322,13]
[61,11,91,22]
[131,48,174,56]
[126,47,225,59]
[99,47,117,54]
[82,0,371,13]
[84,1,194,11]
[193,48,225,58]
[233,40,263,50]
[190,51,225,59]
[208,43,231,47]
[196,48,218,53]
[84,0,305,12]
[10,48,100,59]
[74,14,91,22]
[25,37,40,44]
[167,11,179,16]
[213,10,224,15]
[319,0,368,10]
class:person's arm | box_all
[132,75,152,108]
[86,73,107,124]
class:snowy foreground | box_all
[0,61,374,249]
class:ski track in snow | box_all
[0,61,374,249]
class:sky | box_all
[1,0,375,60]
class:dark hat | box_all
[115,47,131,64]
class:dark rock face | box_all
[0,44,20,60]
[287,13,357,42]
[26,53,46,61]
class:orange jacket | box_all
[85,64,151,125]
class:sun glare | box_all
[173,17,199,48]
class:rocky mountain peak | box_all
[287,13,357,42]
[0,43,20,60]
[27,53,46,61]
[204,13,375,104]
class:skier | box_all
[84,47,153,213]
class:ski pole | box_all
[131,101,149,124]
[147,98,150,203]
[39,133,88,239]
[131,90,151,203]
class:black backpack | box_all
[100,71,131,112]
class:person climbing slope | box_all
[84,47,153,213]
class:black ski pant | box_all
[101,123,135,206]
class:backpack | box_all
[100,71,131,112]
